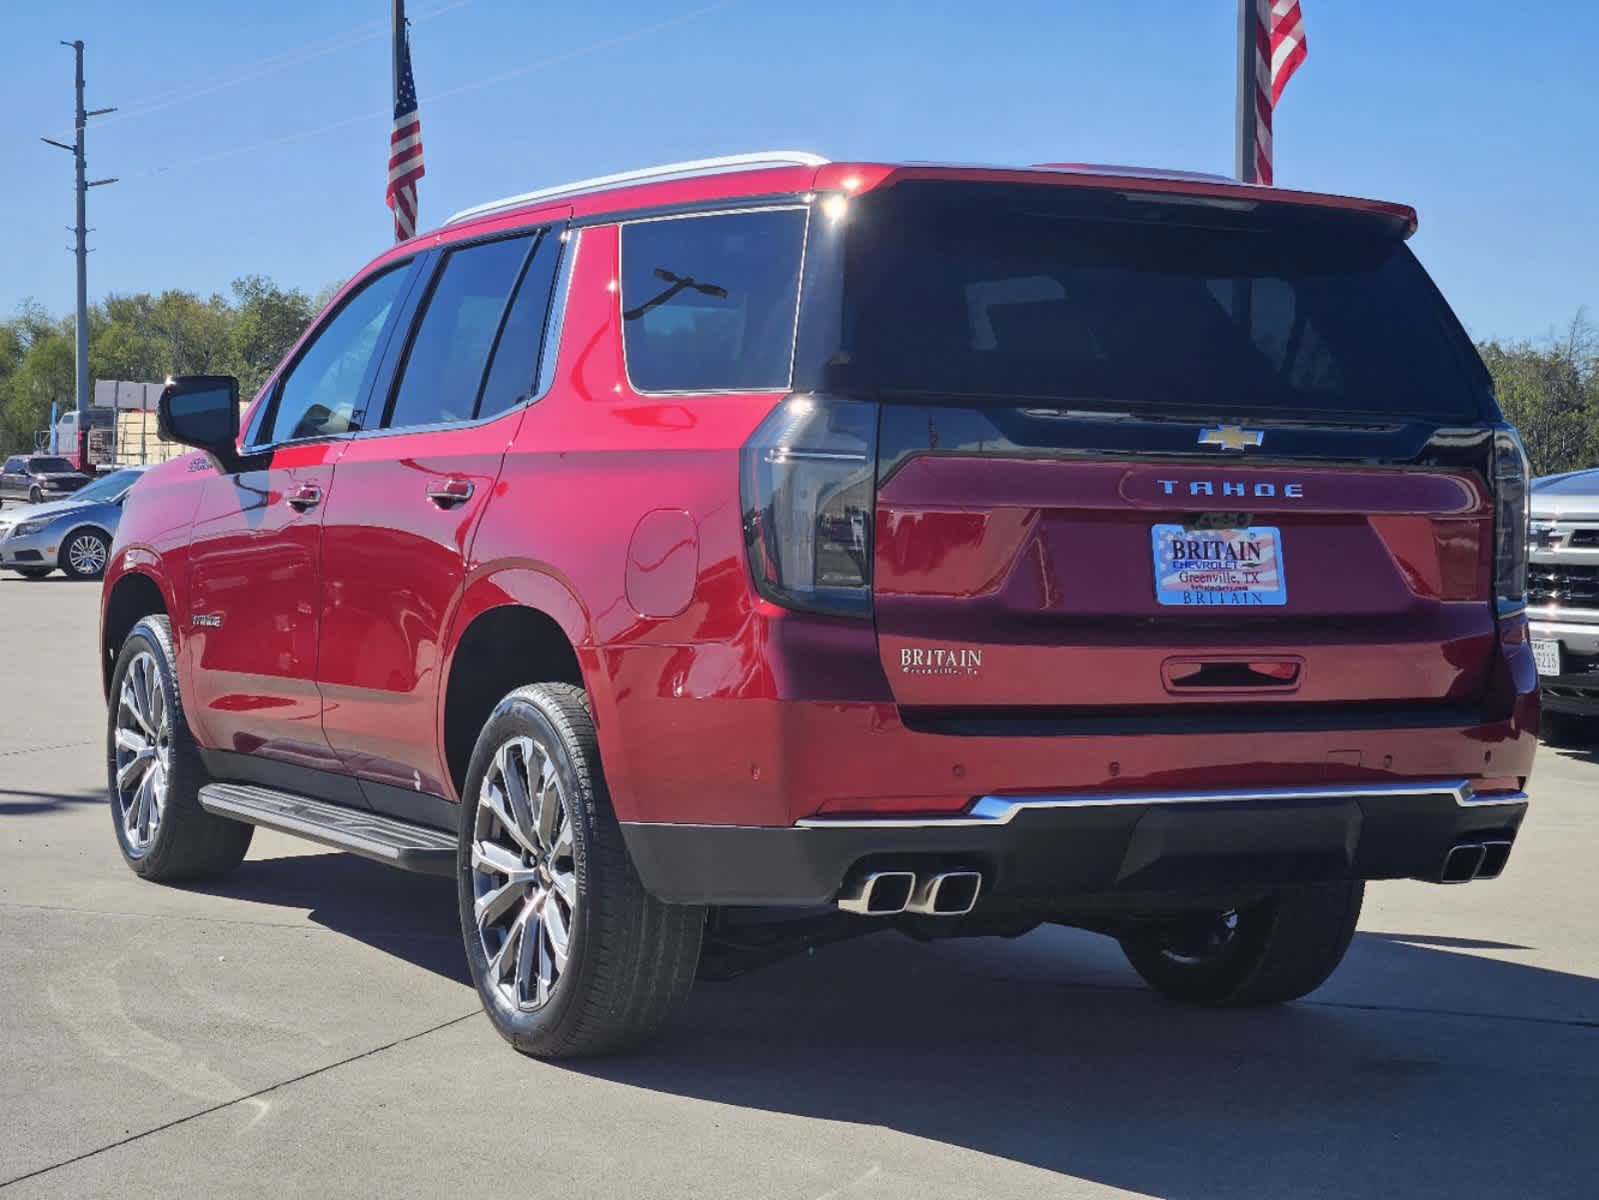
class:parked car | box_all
[99,152,1537,1059]
[0,466,147,580]
[0,454,91,506]
[1527,469,1599,725]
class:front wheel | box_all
[28,486,42,504]
[1118,881,1363,1006]
[458,683,703,1058]
[61,528,110,579]
[108,615,253,880]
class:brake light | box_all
[1492,425,1530,616]
[740,394,878,618]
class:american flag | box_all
[1249,0,1308,186]
[386,27,425,241]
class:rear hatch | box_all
[798,179,1502,716]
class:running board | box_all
[198,783,457,876]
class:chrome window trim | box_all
[794,779,1528,829]
[617,203,812,399]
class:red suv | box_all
[101,152,1537,1057]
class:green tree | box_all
[1480,312,1599,476]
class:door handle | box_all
[286,483,323,511]
[426,478,474,508]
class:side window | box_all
[620,208,808,393]
[259,264,412,446]
[477,231,564,420]
[2,458,19,474]
[385,235,533,429]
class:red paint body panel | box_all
[184,442,343,767]
[316,416,521,796]
[101,156,1535,855]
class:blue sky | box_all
[2,1,1592,343]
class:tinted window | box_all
[262,264,412,445]
[386,236,533,429]
[28,457,74,473]
[75,469,141,502]
[621,209,807,393]
[3,458,21,474]
[820,183,1485,420]
[477,232,564,419]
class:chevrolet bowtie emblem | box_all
[1198,425,1265,451]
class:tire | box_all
[1539,708,1599,748]
[60,527,110,580]
[457,682,704,1058]
[28,485,42,504]
[1119,881,1363,1006]
[107,614,253,881]
[13,567,53,580]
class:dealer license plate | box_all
[1533,638,1562,677]
[1152,524,1286,607]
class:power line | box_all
[42,0,471,141]
[127,0,747,181]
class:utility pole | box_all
[40,40,116,443]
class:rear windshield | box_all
[813,183,1487,421]
[27,458,74,473]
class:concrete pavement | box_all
[1,573,1596,1198]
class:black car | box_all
[0,455,91,506]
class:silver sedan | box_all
[0,466,147,581]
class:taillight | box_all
[1492,425,1530,615]
[741,394,878,618]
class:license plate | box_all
[1533,638,1562,677]
[1152,524,1286,607]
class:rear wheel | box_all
[108,615,253,880]
[28,486,42,504]
[457,682,703,1058]
[61,528,110,580]
[1118,881,1363,1006]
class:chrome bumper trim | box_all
[795,779,1528,829]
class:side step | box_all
[198,783,457,876]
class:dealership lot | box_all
[1,574,1596,1199]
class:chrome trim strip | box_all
[795,779,1528,829]
[447,152,830,226]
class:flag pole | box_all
[1235,0,1259,183]
[393,0,404,106]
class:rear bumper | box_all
[620,780,1529,907]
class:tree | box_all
[1479,311,1599,477]
[0,276,331,455]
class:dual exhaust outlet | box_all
[837,870,982,917]
[1438,839,1514,884]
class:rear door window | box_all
[384,234,535,429]
[477,231,565,420]
[620,208,808,393]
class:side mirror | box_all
[158,376,241,470]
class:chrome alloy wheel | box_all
[471,735,576,1011]
[67,532,107,576]
[114,650,170,855]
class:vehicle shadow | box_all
[182,850,1599,1198]
[0,785,106,816]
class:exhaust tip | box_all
[1440,843,1487,884]
[907,870,983,916]
[837,870,916,916]
[1477,840,1513,880]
